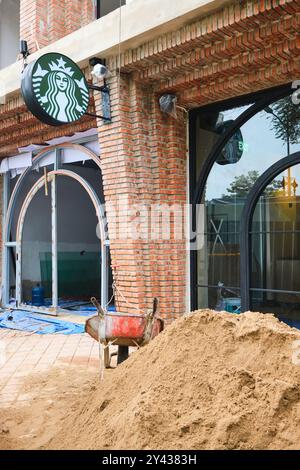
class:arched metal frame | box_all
[190,83,295,311]
[240,152,300,312]
[4,143,103,242]
[3,143,108,313]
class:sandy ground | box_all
[0,365,101,449]
[0,328,105,450]
[2,310,300,450]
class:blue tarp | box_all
[281,318,300,330]
[68,305,117,316]
[0,310,85,334]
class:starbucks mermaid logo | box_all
[31,54,89,123]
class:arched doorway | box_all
[190,84,300,322]
[241,153,300,326]
[2,143,108,314]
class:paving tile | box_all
[6,377,23,386]
[88,357,100,368]
[33,364,51,372]
[0,329,103,406]
[17,392,36,401]
[1,384,21,394]
[0,402,13,408]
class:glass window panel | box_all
[57,176,101,304]
[250,290,300,327]
[21,185,52,305]
[250,164,300,323]
[9,164,54,242]
[195,104,252,179]
[62,160,104,201]
[8,247,16,305]
[7,145,107,311]
[196,92,300,310]
[98,0,125,18]
[197,286,241,312]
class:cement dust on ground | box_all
[2,310,300,450]
[0,365,102,450]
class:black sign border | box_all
[21,52,89,127]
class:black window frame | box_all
[189,82,295,311]
[96,0,126,19]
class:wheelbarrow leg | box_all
[104,345,110,368]
[117,345,129,364]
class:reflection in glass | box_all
[21,186,52,304]
[197,285,241,312]
[196,93,300,313]
[251,166,300,326]
[57,176,101,304]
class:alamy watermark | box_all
[95,198,205,250]
[291,80,300,105]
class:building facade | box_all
[0,0,299,324]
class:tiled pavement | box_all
[0,329,100,407]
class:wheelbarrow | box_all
[85,297,164,368]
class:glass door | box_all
[21,184,53,306]
[250,164,300,327]
[56,175,101,307]
[16,170,105,314]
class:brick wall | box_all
[95,75,187,320]
[2,0,300,319]
[20,0,94,53]
[94,0,300,319]
[0,63,96,158]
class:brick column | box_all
[149,96,187,320]
[65,0,94,35]
[47,0,66,43]
[20,0,94,53]
[20,0,38,53]
[95,73,187,320]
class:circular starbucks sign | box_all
[21,53,89,126]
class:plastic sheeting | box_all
[281,318,300,330]
[0,152,32,176]
[68,305,116,317]
[34,143,99,169]
[0,310,84,334]
[0,128,100,178]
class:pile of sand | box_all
[44,310,300,450]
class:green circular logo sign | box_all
[21,53,89,126]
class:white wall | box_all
[0,0,20,70]
[0,0,224,99]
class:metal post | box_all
[51,172,58,310]
[15,241,21,307]
[2,173,9,306]
[101,242,109,307]
[185,112,191,313]
[51,149,62,311]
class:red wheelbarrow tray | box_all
[85,310,164,347]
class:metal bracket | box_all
[87,81,111,123]
[88,84,109,93]
[85,112,111,121]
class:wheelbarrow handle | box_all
[150,297,159,319]
[91,297,106,318]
